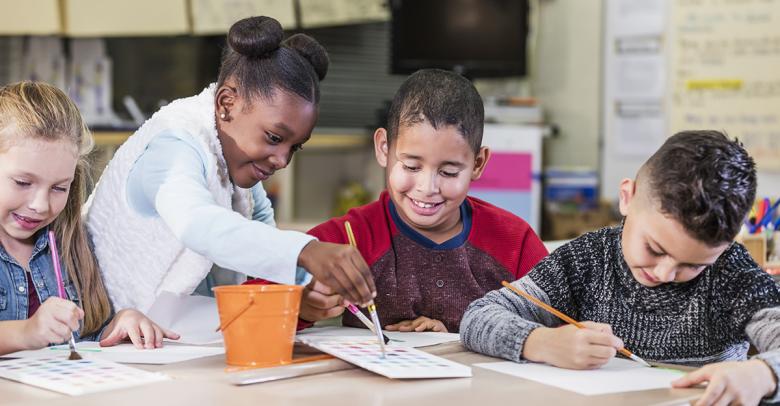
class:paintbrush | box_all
[344,302,391,344]
[344,221,387,358]
[501,281,651,367]
[48,231,81,361]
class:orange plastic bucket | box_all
[213,284,303,367]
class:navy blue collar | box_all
[388,198,472,250]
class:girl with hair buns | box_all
[0,81,177,354]
[84,16,376,317]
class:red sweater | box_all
[307,191,548,332]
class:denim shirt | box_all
[0,229,102,341]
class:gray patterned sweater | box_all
[461,226,780,403]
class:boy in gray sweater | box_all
[461,130,780,406]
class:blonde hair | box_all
[0,81,111,335]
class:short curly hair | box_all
[386,69,484,154]
[640,130,756,246]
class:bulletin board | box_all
[602,0,780,200]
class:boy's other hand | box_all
[672,359,777,406]
[299,279,345,322]
[385,316,448,332]
[298,240,376,306]
[523,322,624,370]
[99,309,180,349]
[23,297,84,349]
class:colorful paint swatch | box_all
[0,357,170,396]
[298,337,471,379]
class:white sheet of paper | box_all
[4,342,224,365]
[295,326,460,348]
[474,358,686,395]
[146,291,223,345]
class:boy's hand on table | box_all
[298,240,376,306]
[385,316,448,332]
[673,359,777,406]
[299,279,345,322]
[99,309,179,349]
[523,321,623,370]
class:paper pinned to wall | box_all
[474,358,686,395]
[296,326,460,348]
[3,342,224,365]
[669,0,780,171]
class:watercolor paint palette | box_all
[298,337,471,379]
[0,357,170,396]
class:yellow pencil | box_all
[501,281,651,367]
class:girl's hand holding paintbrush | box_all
[19,297,83,350]
[298,240,376,306]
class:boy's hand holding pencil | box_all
[501,281,650,369]
[523,322,624,370]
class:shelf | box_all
[63,0,189,37]
[93,131,132,146]
[0,0,60,35]
[91,131,370,149]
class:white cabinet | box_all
[470,124,545,233]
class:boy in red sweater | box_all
[299,69,547,332]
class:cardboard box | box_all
[543,202,618,241]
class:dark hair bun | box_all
[284,33,329,81]
[228,16,283,58]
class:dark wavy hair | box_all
[640,130,756,245]
[386,69,484,154]
[217,16,329,104]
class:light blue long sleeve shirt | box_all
[126,131,312,291]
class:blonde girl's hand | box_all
[22,297,84,349]
[385,316,448,332]
[99,309,180,349]
[672,359,777,406]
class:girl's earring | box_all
[220,112,226,120]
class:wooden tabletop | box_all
[1,342,702,406]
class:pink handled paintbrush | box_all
[48,230,81,360]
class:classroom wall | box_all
[534,0,604,170]
[475,0,604,171]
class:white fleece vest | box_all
[85,84,253,312]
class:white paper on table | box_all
[146,291,223,345]
[295,326,460,348]
[474,358,686,395]
[3,342,224,365]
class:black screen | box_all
[391,0,529,78]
